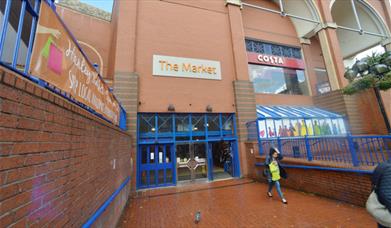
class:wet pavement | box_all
[118,179,376,228]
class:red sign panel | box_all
[247,52,305,69]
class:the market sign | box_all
[152,55,221,80]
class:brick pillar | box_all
[114,72,138,191]
[112,0,139,190]
[226,0,257,177]
[301,38,316,95]
[316,0,347,90]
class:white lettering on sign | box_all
[153,55,221,80]
[257,54,284,65]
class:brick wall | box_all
[0,67,132,227]
[253,156,372,207]
[314,90,388,135]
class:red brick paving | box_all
[118,179,376,228]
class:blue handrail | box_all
[256,134,391,167]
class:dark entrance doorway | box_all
[209,141,234,180]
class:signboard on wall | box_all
[29,2,120,125]
[152,55,222,80]
[247,52,305,69]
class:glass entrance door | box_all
[176,142,208,182]
[138,144,174,188]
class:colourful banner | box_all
[29,2,119,125]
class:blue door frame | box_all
[137,113,241,189]
[137,144,176,189]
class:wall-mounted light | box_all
[206,105,213,112]
[168,104,175,112]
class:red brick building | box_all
[55,0,391,190]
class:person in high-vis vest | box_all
[264,147,288,204]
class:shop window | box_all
[175,114,189,132]
[222,114,234,136]
[158,114,172,133]
[248,64,309,95]
[258,118,347,139]
[245,39,301,59]
[207,114,220,132]
[192,114,205,132]
[315,69,331,95]
[139,114,155,134]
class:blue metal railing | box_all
[258,135,391,167]
[0,0,127,130]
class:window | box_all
[248,64,309,95]
[245,39,302,59]
[315,68,331,95]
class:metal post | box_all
[256,119,263,155]
[305,135,313,161]
[347,134,360,166]
[278,0,285,16]
[277,137,282,154]
[350,0,363,34]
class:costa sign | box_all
[247,52,305,69]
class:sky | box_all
[79,0,114,13]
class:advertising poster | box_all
[29,2,120,124]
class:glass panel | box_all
[337,118,347,134]
[165,145,171,163]
[0,1,6,30]
[207,114,220,132]
[211,142,233,180]
[192,136,206,141]
[315,69,331,95]
[141,146,147,164]
[149,170,156,186]
[158,170,164,184]
[176,144,191,181]
[266,119,276,138]
[139,114,155,134]
[175,114,189,132]
[194,143,207,179]
[248,64,309,95]
[324,119,333,135]
[222,114,234,136]
[282,119,292,137]
[305,120,314,136]
[258,120,267,138]
[313,119,321,136]
[1,0,21,65]
[318,119,330,135]
[27,0,36,9]
[158,145,164,164]
[141,171,147,186]
[192,114,205,132]
[158,114,172,133]
[149,146,155,164]
[166,169,173,183]
[16,10,33,71]
[275,120,283,137]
